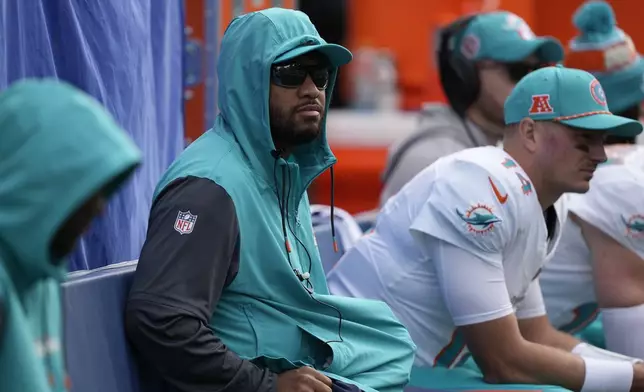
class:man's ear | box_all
[518,117,538,153]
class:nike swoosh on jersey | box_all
[488,176,508,204]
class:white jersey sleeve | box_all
[515,279,547,320]
[568,165,644,259]
[409,159,518,266]
[430,236,514,326]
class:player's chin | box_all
[564,178,591,194]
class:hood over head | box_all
[0,79,141,289]
[216,7,352,189]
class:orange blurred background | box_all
[185,0,644,213]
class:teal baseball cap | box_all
[504,65,643,137]
[274,41,352,67]
[260,8,352,67]
[457,11,564,64]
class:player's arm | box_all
[567,168,644,359]
[512,280,641,374]
[124,176,276,392]
[431,239,583,387]
[432,240,644,391]
[575,213,644,359]
[409,161,642,391]
[517,280,580,351]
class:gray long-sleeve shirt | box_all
[379,104,494,206]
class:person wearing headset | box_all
[540,0,644,358]
[328,65,644,391]
[379,11,564,206]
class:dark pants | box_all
[332,379,363,392]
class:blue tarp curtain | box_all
[0,0,185,271]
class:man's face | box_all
[50,194,106,263]
[269,52,330,149]
[477,57,546,127]
[534,121,607,193]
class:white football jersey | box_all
[327,146,565,367]
[541,145,644,331]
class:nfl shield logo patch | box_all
[174,211,197,235]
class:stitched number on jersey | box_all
[515,172,532,195]
[501,158,517,168]
[500,158,533,195]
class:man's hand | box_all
[277,367,333,392]
[630,363,644,391]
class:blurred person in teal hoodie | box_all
[126,7,415,392]
[564,0,644,142]
[0,79,141,391]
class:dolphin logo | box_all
[456,208,502,230]
[623,215,644,234]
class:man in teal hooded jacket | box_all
[126,7,416,392]
[0,79,142,391]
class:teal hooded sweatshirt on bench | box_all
[154,8,416,392]
[0,80,141,392]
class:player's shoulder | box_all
[568,147,644,222]
[623,145,644,170]
[591,147,644,191]
[604,144,643,166]
[421,147,521,252]
[429,147,537,231]
[439,146,508,174]
[438,147,533,197]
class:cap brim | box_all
[531,37,565,64]
[559,113,643,137]
[274,43,353,67]
[494,37,564,63]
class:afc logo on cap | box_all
[590,79,607,107]
[529,94,554,115]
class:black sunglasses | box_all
[271,62,330,90]
[503,62,552,83]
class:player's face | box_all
[269,52,329,150]
[476,58,547,131]
[537,122,607,193]
[476,63,515,129]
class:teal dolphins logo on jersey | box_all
[623,214,644,238]
[456,203,502,234]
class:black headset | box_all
[436,14,481,116]
[381,15,484,185]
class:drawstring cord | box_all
[273,152,292,258]
[281,165,292,254]
[271,149,344,344]
[330,166,338,252]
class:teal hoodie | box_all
[154,7,416,392]
[0,80,141,392]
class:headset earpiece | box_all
[436,15,480,116]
